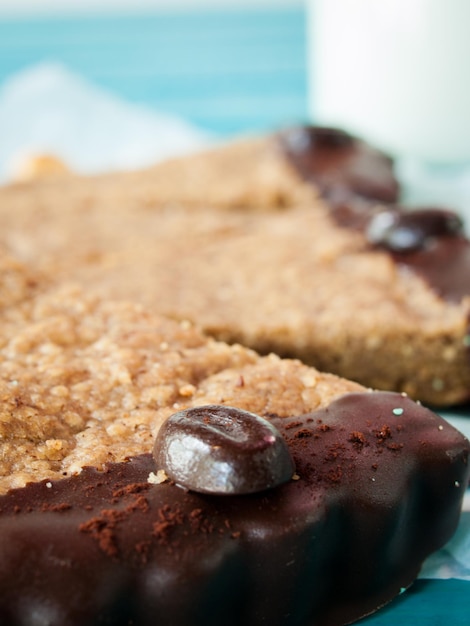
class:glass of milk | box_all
[308,0,470,210]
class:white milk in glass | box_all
[308,0,470,165]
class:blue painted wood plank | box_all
[0,6,308,136]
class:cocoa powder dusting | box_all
[79,482,153,557]
[79,510,122,558]
[348,431,367,449]
[40,502,73,512]
[375,425,392,442]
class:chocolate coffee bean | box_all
[153,405,295,495]
[366,208,463,253]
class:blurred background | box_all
[0,0,307,181]
[2,0,469,212]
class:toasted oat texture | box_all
[0,134,469,405]
[0,253,362,494]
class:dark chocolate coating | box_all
[331,196,470,303]
[279,126,470,304]
[0,392,468,626]
[364,207,470,301]
[153,405,295,494]
[279,126,400,203]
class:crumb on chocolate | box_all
[148,470,169,485]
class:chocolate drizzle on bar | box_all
[0,391,468,626]
[279,126,470,303]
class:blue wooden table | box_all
[0,4,468,624]
[0,5,308,138]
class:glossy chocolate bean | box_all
[366,208,464,252]
[153,405,295,495]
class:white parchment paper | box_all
[0,63,212,183]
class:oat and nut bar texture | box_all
[0,127,469,405]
